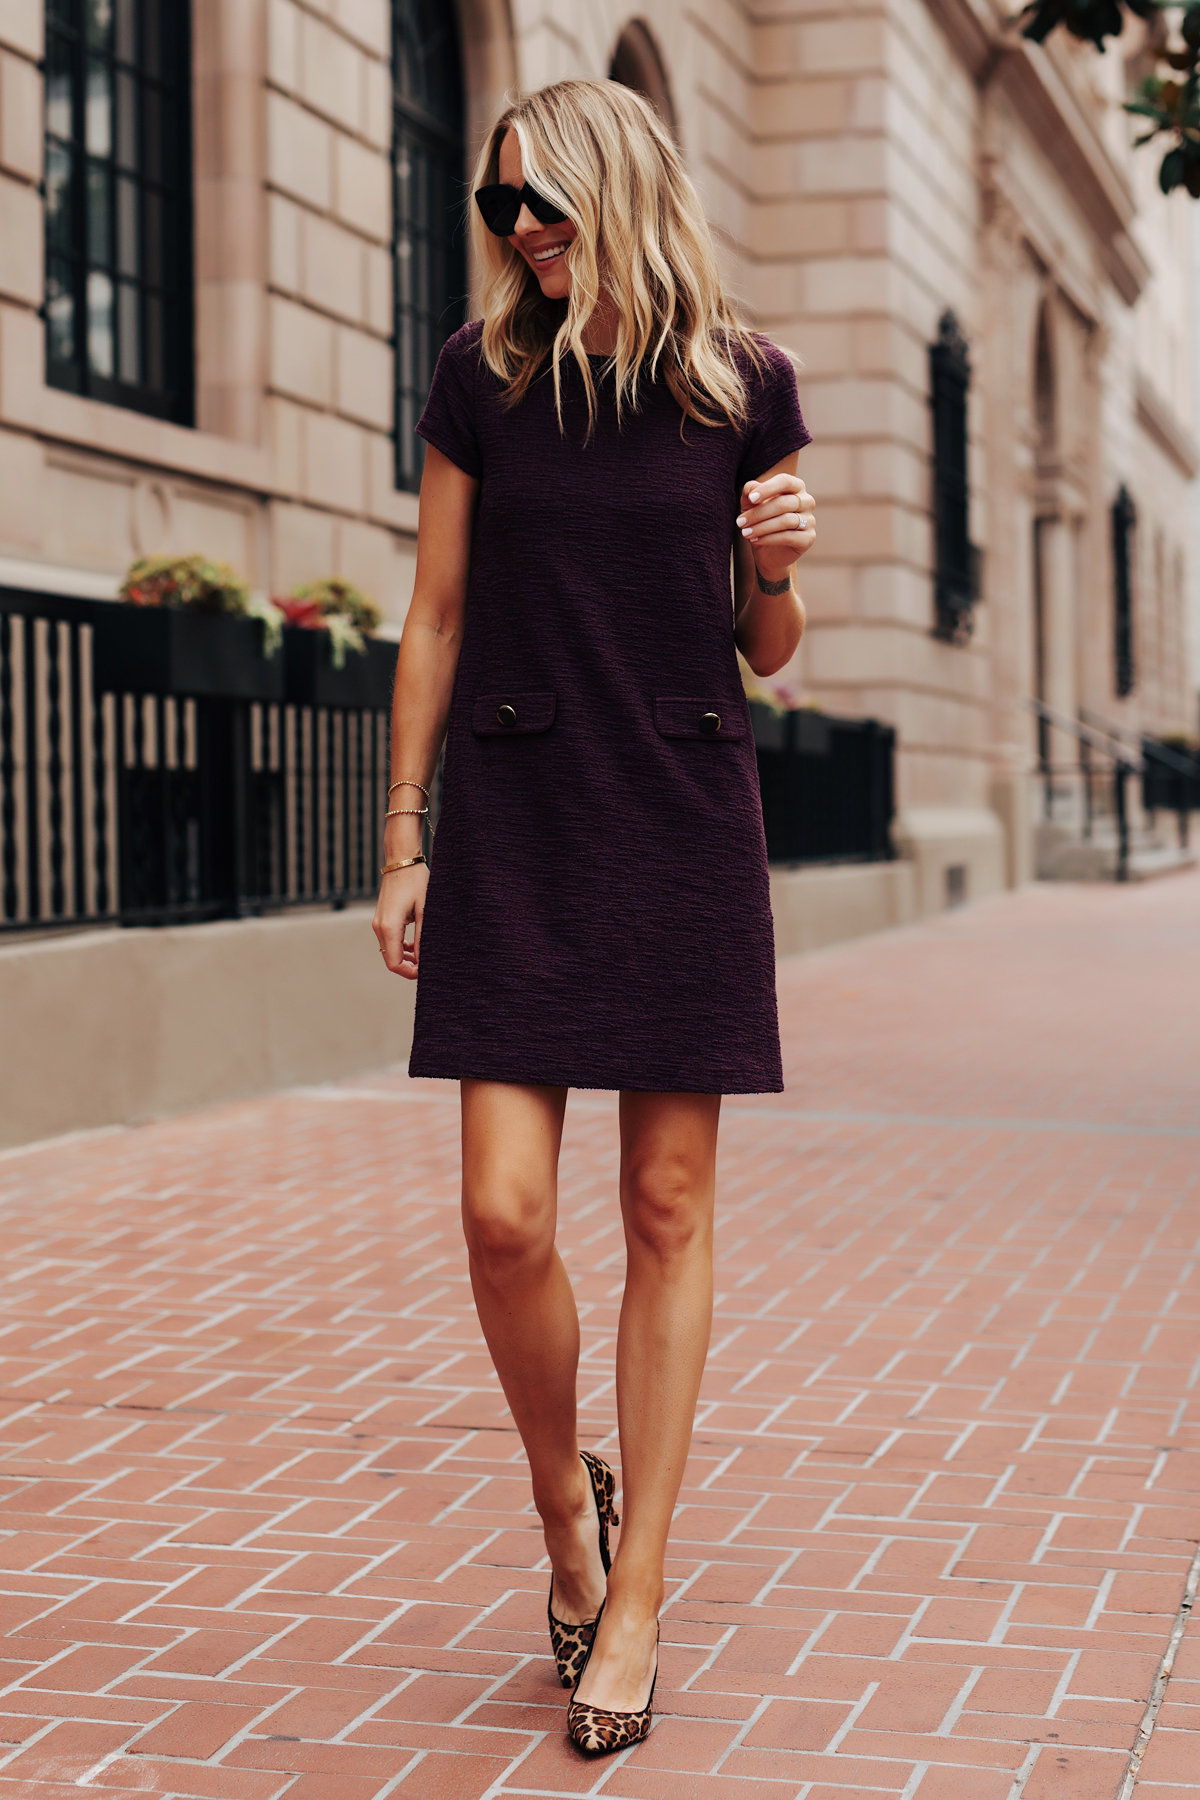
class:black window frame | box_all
[43,0,195,426]
[929,310,980,643]
[1112,484,1136,698]
[392,0,468,494]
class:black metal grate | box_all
[752,706,896,865]
[392,0,468,492]
[929,310,979,643]
[1112,484,1136,698]
[44,0,194,424]
[0,589,394,934]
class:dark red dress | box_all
[408,322,810,1093]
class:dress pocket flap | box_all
[472,691,557,735]
[653,698,746,742]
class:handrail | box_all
[1023,697,1141,769]
[1024,697,1197,880]
[1024,696,1140,881]
[1079,705,1199,780]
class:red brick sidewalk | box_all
[1,876,1198,1800]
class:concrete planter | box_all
[751,702,894,865]
[282,630,399,712]
[92,605,283,701]
[282,629,398,710]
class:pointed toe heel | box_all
[566,1609,659,1756]
[547,1451,620,1689]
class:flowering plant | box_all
[120,554,282,653]
[272,578,383,668]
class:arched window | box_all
[929,310,979,642]
[392,1,467,492]
[1112,486,1136,698]
[1034,305,1055,452]
[609,19,678,139]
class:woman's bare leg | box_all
[574,1090,721,1711]
[460,1079,607,1624]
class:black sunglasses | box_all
[474,181,568,237]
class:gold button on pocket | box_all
[472,693,556,736]
[652,698,746,742]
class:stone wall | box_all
[0,0,1195,888]
[0,0,419,627]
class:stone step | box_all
[1037,828,1196,882]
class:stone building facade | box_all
[0,0,1195,906]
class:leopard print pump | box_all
[547,1451,620,1689]
[566,1607,659,1755]
[547,1596,596,1691]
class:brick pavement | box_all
[1,874,1198,1800]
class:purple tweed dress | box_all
[408,321,810,1094]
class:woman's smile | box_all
[512,229,575,284]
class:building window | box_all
[928,310,980,643]
[392,0,467,493]
[44,0,194,424]
[609,20,678,139]
[1112,485,1136,697]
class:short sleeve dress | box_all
[408,323,810,1094]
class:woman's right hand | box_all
[373,864,429,979]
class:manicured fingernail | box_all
[736,515,746,526]
[742,527,753,537]
[749,491,761,503]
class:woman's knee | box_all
[462,1175,554,1284]
[622,1152,711,1265]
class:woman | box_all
[373,78,815,1755]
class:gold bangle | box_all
[385,806,429,818]
[388,778,429,798]
[380,854,427,873]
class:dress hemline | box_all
[406,1057,784,1097]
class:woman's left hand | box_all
[737,474,817,587]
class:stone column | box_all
[1038,512,1076,718]
[193,0,268,447]
[1035,498,1083,822]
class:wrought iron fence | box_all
[1142,737,1200,820]
[2,585,899,937]
[0,586,397,934]
[751,702,895,864]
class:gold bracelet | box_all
[388,778,429,798]
[385,806,429,818]
[380,854,427,873]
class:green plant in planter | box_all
[274,576,384,668]
[120,553,282,653]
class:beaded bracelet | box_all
[388,778,429,798]
[385,806,429,819]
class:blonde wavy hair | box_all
[470,79,764,434]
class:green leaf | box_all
[1160,145,1186,191]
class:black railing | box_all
[1026,698,1149,880]
[1079,706,1198,851]
[3,586,899,936]
[752,703,895,864]
[1141,738,1200,834]
[0,586,397,934]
